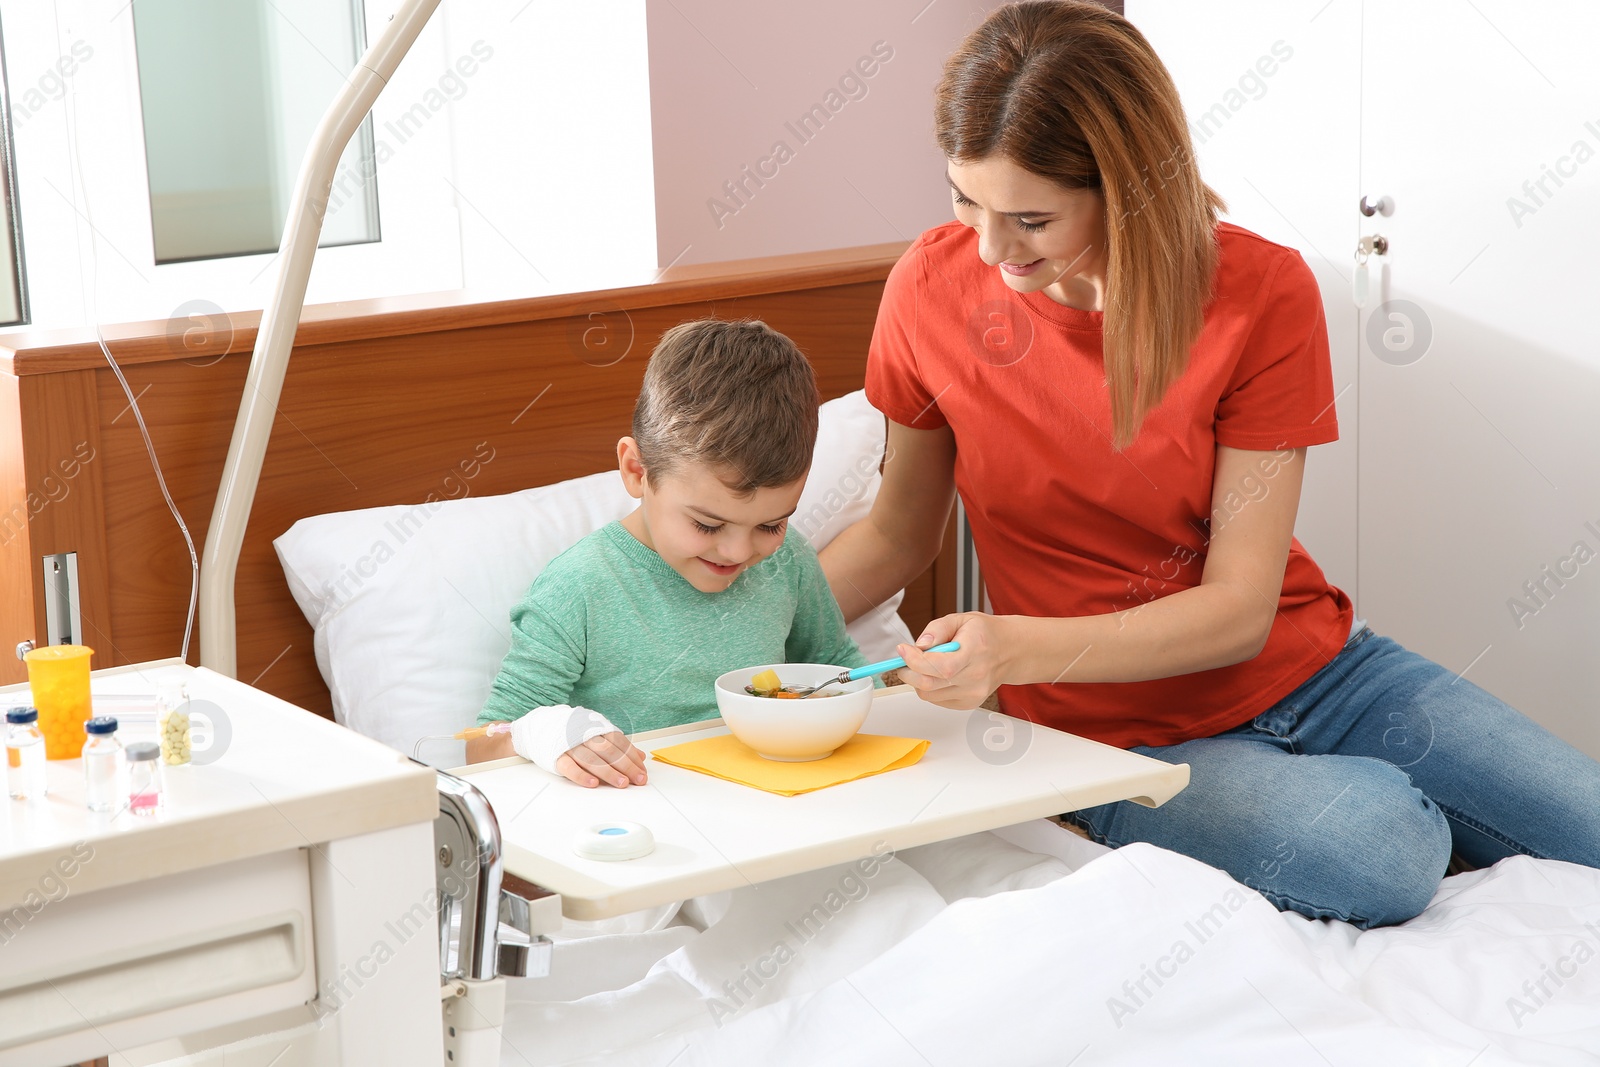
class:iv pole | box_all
[198,0,441,677]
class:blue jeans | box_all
[1065,626,1600,929]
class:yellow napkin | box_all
[651,733,930,796]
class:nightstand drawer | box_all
[0,848,315,1064]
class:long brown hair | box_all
[936,0,1225,449]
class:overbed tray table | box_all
[452,685,1189,920]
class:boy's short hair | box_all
[632,319,820,493]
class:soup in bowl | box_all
[714,663,873,761]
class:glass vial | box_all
[6,706,47,801]
[126,741,163,815]
[83,716,124,813]
[157,683,191,766]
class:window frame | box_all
[0,12,30,326]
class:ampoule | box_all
[6,707,47,801]
[83,716,124,813]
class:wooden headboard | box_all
[0,241,957,716]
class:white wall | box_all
[646,0,1008,267]
[1126,0,1360,601]
[439,0,656,295]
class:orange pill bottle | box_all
[25,644,94,760]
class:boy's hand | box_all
[507,704,648,785]
[466,729,515,764]
[555,731,649,789]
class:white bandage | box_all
[508,705,620,775]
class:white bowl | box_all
[714,663,874,761]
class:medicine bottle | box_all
[83,716,123,813]
[6,707,47,801]
[156,683,191,766]
[126,741,163,815]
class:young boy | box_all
[467,319,869,786]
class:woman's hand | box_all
[555,731,650,789]
[896,612,1010,709]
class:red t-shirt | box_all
[865,220,1353,749]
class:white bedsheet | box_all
[499,825,1600,1066]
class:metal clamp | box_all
[501,871,558,977]
[494,882,553,978]
[432,768,558,982]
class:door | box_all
[1358,2,1600,756]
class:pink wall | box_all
[646,1,1010,267]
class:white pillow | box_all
[275,389,913,766]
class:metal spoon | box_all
[763,642,962,698]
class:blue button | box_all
[598,827,628,836]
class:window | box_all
[131,0,379,264]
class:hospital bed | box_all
[256,389,1600,1064]
[3,2,1599,1060]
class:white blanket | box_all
[500,825,1600,1065]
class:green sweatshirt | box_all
[479,521,867,733]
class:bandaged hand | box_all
[508,705,649,788]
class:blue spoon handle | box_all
[845,641,961,682]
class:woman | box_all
[820,0,1600,928]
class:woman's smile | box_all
[947,157,1109,310]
